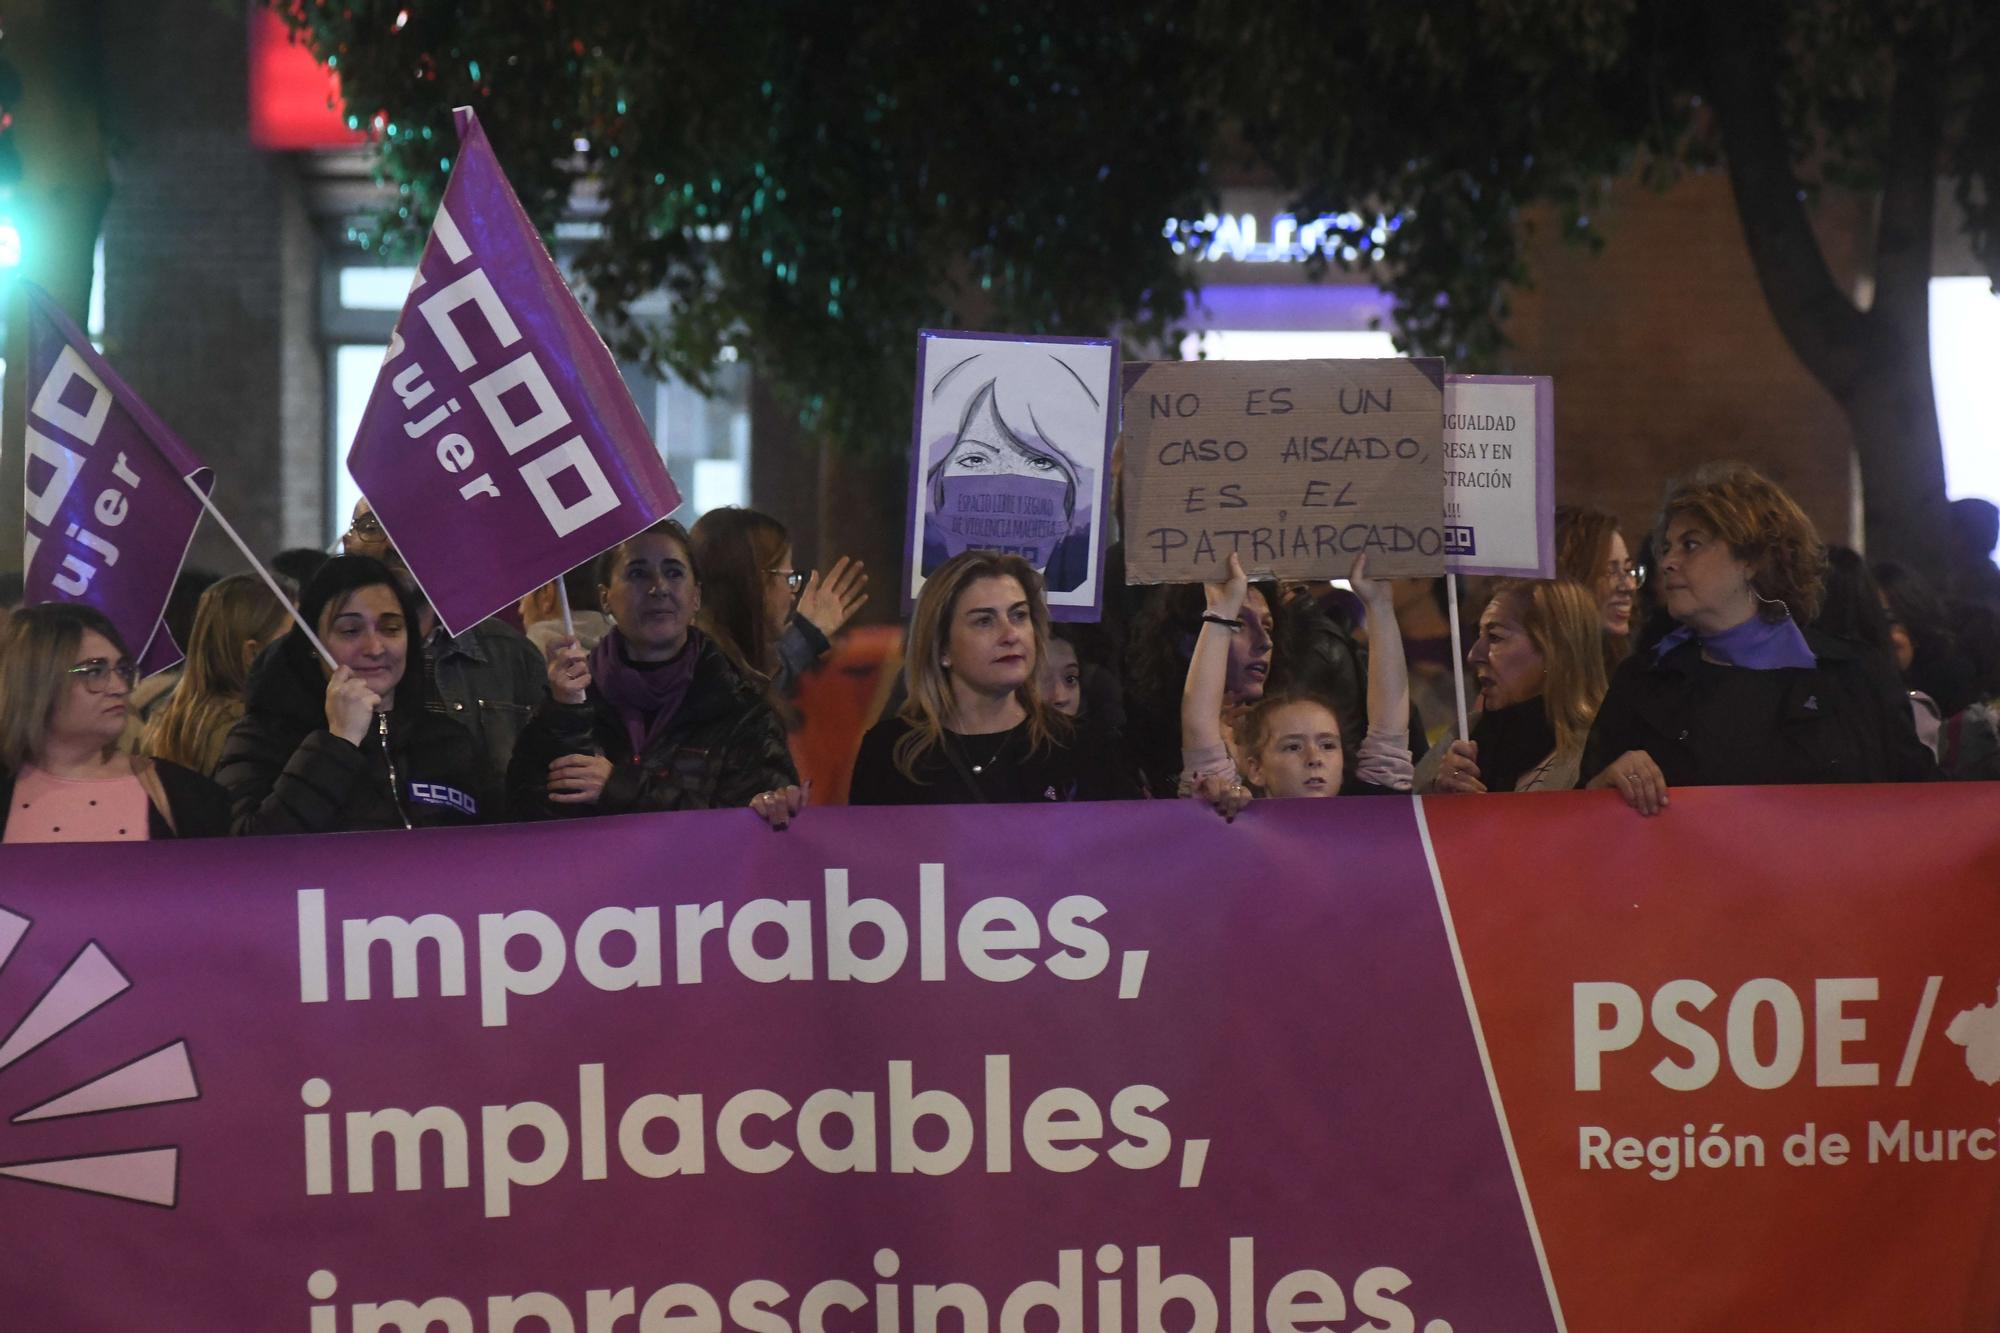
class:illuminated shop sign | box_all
[1163,211,1400,265]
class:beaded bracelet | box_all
[1199,613,1243,631]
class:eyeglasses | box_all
[67,657,139,692]
[348,513,386,539]
[768,568,807,593]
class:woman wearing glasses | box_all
[216,555,496,834]
[1556,504,1639,671]
[0,604,229,842]
[688,507,868,697]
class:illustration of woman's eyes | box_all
[954,450,994,468]
[1025,454,1058,471]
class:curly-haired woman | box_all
[1580,462,1936,813]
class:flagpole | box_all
[1446,572,1471,746]
[555,580,575,638]
[181,475,336,668]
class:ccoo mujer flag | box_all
[345,107,680,636]
[21,284,213,671]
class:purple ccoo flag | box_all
[345,108,681,636]
[22,284,213,672]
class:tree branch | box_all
[1868,24,1943,333]
[1697,0,1869,400]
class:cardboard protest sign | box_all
[1442,374,1554,577]
[20,284,213,671]
[346,108,680,636]
[903,331,1118,621]
[1121,358,1446,582]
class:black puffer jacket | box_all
[1579,627,1939,789]
[217,632,499,836]
[507,633,797,818]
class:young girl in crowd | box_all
[217,556,495,834]
[847,551,1138,804]
[1040,628,1084,717]
[1417,580,1608,794]
[509,520,800,819]
[1,604,229,842]
[689,506,868,697]
[144,573,296,776]
[1179,552,1411,818]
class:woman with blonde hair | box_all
[847,551,1138,804]
[1581,461,1936,813]
[1419,579,1608,794]
[143,573,295,775]
[1,604,228,842]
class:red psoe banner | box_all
[1426,784,2000,1331]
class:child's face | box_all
[1041,639,1082,716]
[1243,700,1343,798]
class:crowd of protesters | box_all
[2,459,1997,844]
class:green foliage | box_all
[269,1,1219,458]
[270,0,1998,460]
[1222,0,1996,352]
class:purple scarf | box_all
[591,627,702,756]
[1655,613,1816,670]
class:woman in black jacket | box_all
[508,520,799,819]
[847,551,1139,806]
[0,603,228,841]
[216,557,496,834]
[1581,463,1936,813]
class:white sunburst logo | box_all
[0,905,197,1208]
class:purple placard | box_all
[346,108,681,637]
[21,284,213,669]
[1441,374,1555,579]
[902,330,1120,623]
[0,801,1556,1331]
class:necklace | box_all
[956,729,1013,775]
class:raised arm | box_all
[1181,552,1248,764]
[1346,554,1414,791]
[1180,553,1253,819]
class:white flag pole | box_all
[182,475,336,668]
[555,579,575,638]
[1446,571,1471,745]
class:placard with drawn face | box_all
[903,331,1119,622]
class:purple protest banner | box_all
[21,284,213,669]
[346,108,681,636]
[0,800,1556,1331]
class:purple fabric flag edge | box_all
[346,108,680,636]
[25,284,215,490]
[23,282,213,668]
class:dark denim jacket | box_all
[427,619,547,779]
